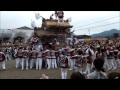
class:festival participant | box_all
[59,53,68,79]
[30,48,38,69]
[106,47,111,70]
[4,47,11,61]
[109,47,116,70]
[41,50,47,68]
[57,11,64,23]
[14,46,23,69]
[0,49,6,70]
[74,55,83,73]
[87,58,107,79]
[50,49,57,69]
[101,47,109,70]
[64,46,71,66]
[83,48,93,75]
[113,47,119,68]
[11,46,16,60]
[44,49,51,69]
[95,48,102,59]
[55,11,58,19]
[118,49,120,67]
[22,47,31,70]
[36,48,43,70]
[69,48,75,70]
[74,48,83,73]
[55,49,60,67]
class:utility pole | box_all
[0,11,1,30]
[119,11,120,37]
[1,25,4,43]
[88,28,90,37]
[0,11,2,43]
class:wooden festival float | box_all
[34,11,73,50]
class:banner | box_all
[31,20,36,29]
[35,12,41,20]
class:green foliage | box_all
[1,32,12,40]
[14,31,27,43]
[113,33,119,38]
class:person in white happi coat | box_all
[95,48,102,59]
[44,49,51,69]
[59,54,69,79]
[118,50,120,67]
[65,46,71,66]
[113,47,119,68]
[55,11,58,19]
[57,11,64,23]
[83,48,93,75]
[69,48,75,70]
[100,47,109,70]
[22,47,31,70]
[30,48,38,69]
[0,50,6,70]
[36,49,43,70]
[74,48,84,73]
[14,47,23,69]
[50,49,57,69]
[55,50,60,67]
[4,47,11,61]
[107,48,116,70]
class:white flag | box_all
[31,20,36,29]
[35,13,41,20]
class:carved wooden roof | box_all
[34,18,73,37]
[42,19,73,28]
[34,29,56,37]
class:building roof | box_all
[16,26,33,30]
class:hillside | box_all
[91,29,120,38]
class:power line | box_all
[74,22,120,31]
[0,11,2,30]
[119,11,120,37]
[72,16,119,29]
[73,16,119,29]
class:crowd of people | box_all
[0,39,120,79]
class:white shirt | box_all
[87,71,107,79]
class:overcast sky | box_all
[0,11,120,35]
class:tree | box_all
[105,35,110,39]
[13,31,28,44]
[0,33,2,41]
[0,32,13,42]
[113,33,119,38]
[0,30,14,44]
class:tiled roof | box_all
[16,26,33,30]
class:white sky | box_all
[0,11,120,35]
